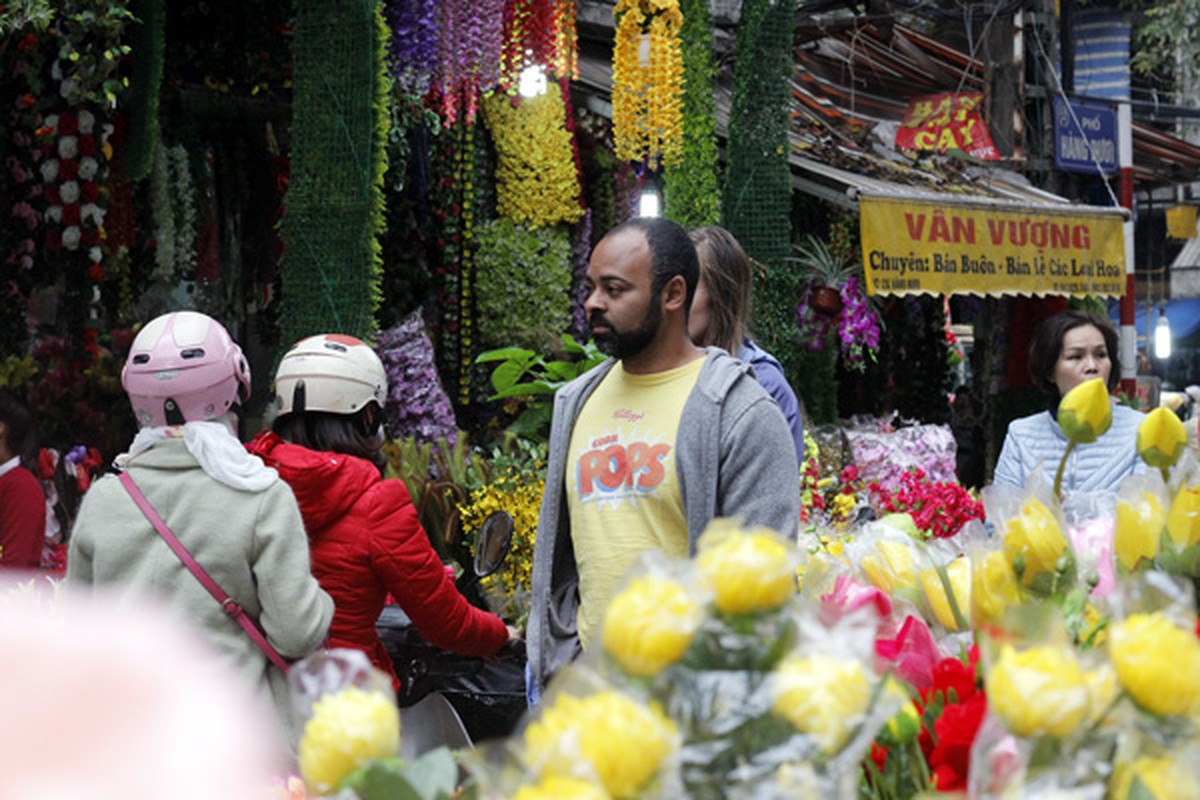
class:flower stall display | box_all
[845,416,959,491]
[461,522,904,799]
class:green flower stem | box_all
[1053,440,1077,498]
[935,562,970,633]
[1161,465,1171,485]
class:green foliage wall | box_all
[473,219,572,354]
[721,0,803,409]
[662,0,719,228]
[279,0,388,345]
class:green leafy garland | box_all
[119,0,164,182]
[279,0,388,345]
[721,0,799,402]
[472,219,573,354]
[662,0,719,227]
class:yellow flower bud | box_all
[919,557,971,632]
[695,523,796,615]
[1110,755,1200,800]
[601,575,703,676]
[985,644,1090,738]
[1114,492,1164,571]
[971,549,1022,627]
[298,686,401,794]
[1057,378,1113,444]
[1002,499,1071,591]
[1109,613,1200,717]
[1166,484,1200,551]
[523,691,677,798]
[514,776,611,800]
[1138,407,1188,469]
[860,539,916,594]
[772,654,872,753]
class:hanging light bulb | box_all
[637,187,660,218]
[1155,307,1172,360]
[518,65,547,98]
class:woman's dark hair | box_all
[689,226,751,355]
[0,388,38,472]
[271,405,385,472]
[1028,310,1121,396]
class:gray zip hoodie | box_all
[527,348,801,695]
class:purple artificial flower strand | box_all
[384,0,439,95]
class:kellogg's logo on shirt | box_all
[576,432,669,502]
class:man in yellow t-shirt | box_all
[528,217,801,699]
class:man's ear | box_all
[661,274,688,313]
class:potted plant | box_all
[788,234,859,315]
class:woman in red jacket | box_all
[249,334,514,689]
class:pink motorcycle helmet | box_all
[121,311,251,427]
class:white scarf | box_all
[114,417,277,492]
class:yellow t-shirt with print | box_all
[567,357,704,649]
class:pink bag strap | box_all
[118,471,290,673]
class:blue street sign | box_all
[1053,96,1119,175]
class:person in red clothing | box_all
[0,389,46,570]
[248,334,517,691]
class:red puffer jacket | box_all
[248,431,508,686]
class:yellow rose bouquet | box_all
[288,649,460,799]
[971,610,1123,797]
[474,520,903,799]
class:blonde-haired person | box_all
[687,226,805,461]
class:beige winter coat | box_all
[67,437,333,739]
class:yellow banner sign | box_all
[860,194,1127,297]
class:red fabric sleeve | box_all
[0,468,46,569]
[366,480,509,656]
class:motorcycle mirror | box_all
[473,510,514,577]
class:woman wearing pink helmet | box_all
[67,311,333,741]
[248,333,517,694]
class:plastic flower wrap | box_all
[694,520,799,616]
[288,650,404,796]
[994,489,1077,596]
[970,545,1023,629]
[971,610,1122,797]
[918,553,971,633]
[519,672,680,798]
[848,519,921,597]
[765,609,905,796]
[1110,743,1200,800]
[1113,472,1168,574]
[1061,490,1118,598]
[1109,610,1200,718]
[600,564,704,677]
[985,642,1091,738]
[1160,478,1200,576]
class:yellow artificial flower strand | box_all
[612,0,685,168]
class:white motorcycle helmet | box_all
[274,334,387,418]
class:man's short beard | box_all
[591,292,662,361]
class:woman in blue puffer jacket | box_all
[994,310,1144,493]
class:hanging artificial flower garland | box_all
[612,0,685,168]
[483,82,584,229]
[433,0,505,125]
[499,0,578,87]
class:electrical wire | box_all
[1029,15,1122,208]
